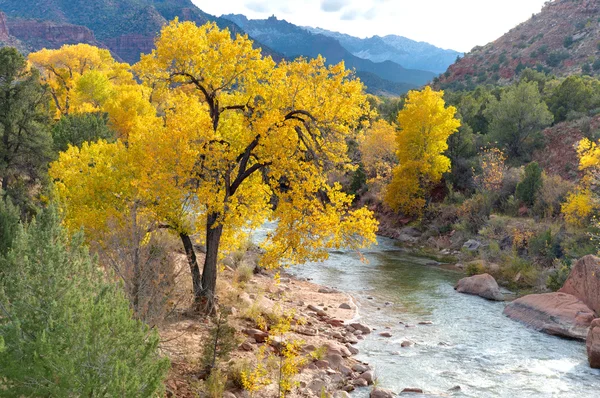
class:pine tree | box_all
[0,207,170,397]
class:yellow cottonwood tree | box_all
[359,119,397,185]
[51,20,377,312]
[28,44,154,138]
[385,86,460,216]
[562,138,600,226]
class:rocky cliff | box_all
[438,0,600,89]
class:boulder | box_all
[402,388,424,393]
[334,392,351,398]
[319,287,340,294]
[462,239,481,251]
[359,370,375,385]
[349,322,372,334]
[242,328,268,343]
[370,388,395,398]
[559,255,600,314]
[339,303,352,310]
[380,331,393,337]
[503,292,595,340]
[454,273,503,301]
[587,318,600,368]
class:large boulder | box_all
[559,255,600,315]
[462,239,481,251]
[454,273,503,301]
[370,388,394,398]
[503,292,595,340]
[587,318,600,368]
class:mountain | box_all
[0,0,281,63]
[222,14,435,90]
[437,0,600,90]
[304,27,462,74]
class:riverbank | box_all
[159,252,378,397]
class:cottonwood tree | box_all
[385,86,460,216]
[51,21,377,313]
[29,44,155,138]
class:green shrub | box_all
[0,207,169,397]
[516,162,543,206]
[546,260,572,291]
[458,193,492,234]
[528,228,563,266]
[0,199,20,255]
[532,173,574,218]
[466,261,485,276]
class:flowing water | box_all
[265,232,600,397]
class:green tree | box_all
[516,161,543,206]
[0,198,19,255]
[485,81,553,163]
[0,47,53,212]
[548,75,594,122]
[52,112,115,152]
[0,207,169,397]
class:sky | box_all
[193,0,549,52]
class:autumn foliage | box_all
[385,86,460,216]
[48,21,378,312]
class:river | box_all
[282,235,600,397]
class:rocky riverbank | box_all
[159,252,380,397]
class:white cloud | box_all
[194,0,548,52]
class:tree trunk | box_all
[180,232,203,305]
[200,212,223,314]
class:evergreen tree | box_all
[52,112,115,152]
[516,162,543,206]
[0,47,53,213]
[0,207,170,397]
[485,81,553,163]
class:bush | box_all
[0,198,20,255]
[458,193,492,234]
[528,228,563,266]
[466,261,485,276]
[533,174,574,218]
[0,207,169,397]
[516,162,543,206]
[546,259,571,291]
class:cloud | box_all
[340,8,359,20]
[245,1,269,13]
[321,0,349,12]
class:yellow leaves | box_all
[475,147,507,192]
[563,189,596,227]
[50,20,377,281]
[358,119,397,183]
[561,138,600,227]
[385,86,460,216]
[29,43,152,139]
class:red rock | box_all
[455,273,503,301]
[587,318,600,368]
[559,255,600,314]
[242,328,269,343]
[402,388,424,393]
[503,292,595,340]
[7,19,97,44]
[327,319,345,327]
[370,388,394,398]
[349,322,371,334]
[379,332,392,337]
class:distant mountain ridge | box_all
[223,14,436,94]
[0,0,455,96]
[437,0,600,90]
[304,27,462,74]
